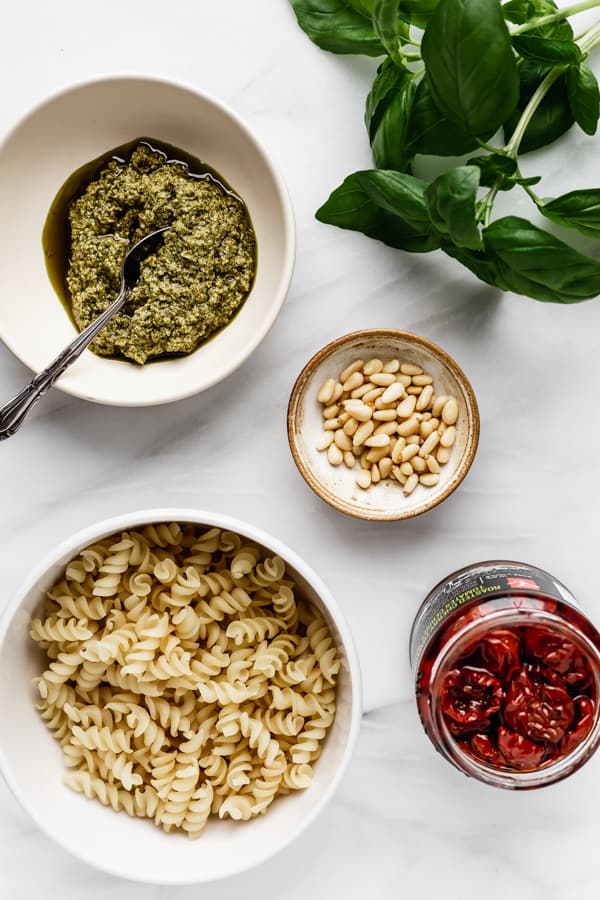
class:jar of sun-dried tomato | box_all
[410,561,600,788]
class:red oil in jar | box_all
[410,561,600,788]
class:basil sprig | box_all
[290,0,600,303]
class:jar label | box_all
[410,561,579,666]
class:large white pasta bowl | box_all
[0,509,361,884]
[0,76,295,405]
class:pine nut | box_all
[317,378,336,404]
[332,383,344,402]
[416,384,434,411]
[391,437,406,463]
[356,470,371,489]
[340,359,364,383]
[397,415,420,437]
[369,372,396,387]
[343,451,355,468]
[442,398,459,425]
[392,466,407,485]
[420,420,438,438]
[363,358,383,376]
[374,422,398,436]
[343,401,372,422]
[420,473,439,487]
[338,411,350,424]
[360,451,371,469]
[353,420,375,447]
[373,409,398,421]
[406,434,421,445]
[363,387,385,404]
[400,461,414,477]
[401,363,423,376]
[335,429,353,451]
[401,444,419,462]
[403,473,419,495]
[375,397,397,410]
[379,457,393,478]
[440,425,456,448]
[365,434,391,448]
[324,418,342,431]
[432,395,448,418]
[420,430,440,457]
[381,382,405,404]
[412,374,433,386]
[383,359,400,373]
[371,463,381,484]
[343,371,364,392]
[437,446,451,464]
[323,404,340,419]
[366,446,390,463]
[343,417,359,437]
[422,412,432,421]
[426,455,440,474]
[397,374,412,386]
[327,444,343,466]
[412,456,426,473]
[351,383,371,399]
[406,386,422,395]
[397,395,417,418]
[316,432,334,451]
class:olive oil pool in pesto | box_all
[43,138,257,365]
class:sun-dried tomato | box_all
[522,628,583,676]
[561,696,595,756]
[497,726,547,769]
[470,733,501,763]
[441,666,503,726]
[503,667,574,743]
[480,629,521,678]
[447,717,491,737]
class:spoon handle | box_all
[0,284,128,441]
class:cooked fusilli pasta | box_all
[31,523,340,838]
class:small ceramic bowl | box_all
[0,77,295,406]
[288,329,479,521]
[0,509,361,884]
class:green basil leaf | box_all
[405,78,484,156]
[541,189,600,238]
[483,216,600,302]
[567,63,600,135]
[421,0,519,136]
[425,166,482,249]
[512,35,581,65]
[316,169,440,251]
[443,243,509,289]
[370,70,417,169]
[290,0,384,55]
[503,60,574,152]
[502,0,534,23]
[396,0,440,27]
[467,153,517,187]
[346,0,375,13]
[365,58,407,140]
[372,0,404,65]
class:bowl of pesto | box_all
[0,77,295,405]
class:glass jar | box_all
[410,560,600,789]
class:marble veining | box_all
[2,0,600,895]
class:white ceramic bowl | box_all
[0,77,295,405]
[0,509,361,884]
[288,329,480,521]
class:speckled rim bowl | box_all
[0,76,295,406]
[288,329,480,521]
[0,508,361,885]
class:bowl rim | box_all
[0,507,362,884]
[287,328,480,522]
[0,74,296,407]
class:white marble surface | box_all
[2,0,600,895]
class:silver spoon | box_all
[0,226,169,441]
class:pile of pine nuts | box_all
[315,357,458,494]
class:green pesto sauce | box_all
[43,139,257,365]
